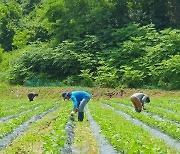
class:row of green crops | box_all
[0,101,57,139]
[88,100,178,153]
[103,100,180,141]
[0,100,42,118]
[2,101,72,153]
[111,97,180,113]
[43,101,72,153]
[0,96,73,153]
[144,97,180,112]
[110,97,180,122]
[143,105,180,123]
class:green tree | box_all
[121,66,145,88]
[12,29,31,49]
[0,2,21,51]
[0,45,3,62]
[94,62,119,88]
[150,55,180,90]
[127,0,180,29]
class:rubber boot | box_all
[78,112,84,121]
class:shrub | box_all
[150,55,180,90]
[79,69,94,87]
[94,64,118,88]
[121,66,145,88]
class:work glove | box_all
[70,111,75,116]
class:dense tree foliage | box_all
[0,0,180,90]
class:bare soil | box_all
[1,85,180,100]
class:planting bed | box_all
[0,86,180,153]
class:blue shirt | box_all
[70,91,90,110]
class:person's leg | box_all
[78,98,90,121]
[131,96,142,112]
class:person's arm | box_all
[142,95,148,109]
[142,95,148,102]
[142,102,146,109]
[71,96,78,112]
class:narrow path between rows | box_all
[154,106,180,114]
[61,117,75,154]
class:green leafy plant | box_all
[120,66,144,88]
[12,29,31,49]
[79,69,94,87]
[94,63,118,88]
[150,55,180,90]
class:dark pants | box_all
[78,112,84,121]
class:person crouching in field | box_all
[62,91,91,121]
[131,93,150,113]
[28,92,38,101]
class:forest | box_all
[0,0,180,90]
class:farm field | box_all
[0,85,180,153]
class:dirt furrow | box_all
[61,117,75,154]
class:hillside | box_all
[0,0,180,90]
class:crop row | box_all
[0,103,42,120]
[111,97,180,113]
[0,100,59,139]
[1,101,71,153]
[88,100,178,153]
[143,105,180,123]
[111,97,180,122]
[103,100,180,141]
[0,99,33,118]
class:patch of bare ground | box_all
[1,85,179,100]
[91,88,180,100]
